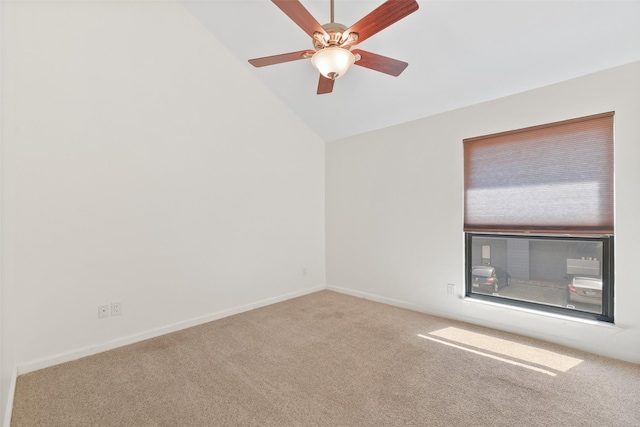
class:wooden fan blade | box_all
[352,49,408,76]
[272,0,328,40]
[317,74,334,95]
[344,0,419,46]
[248,50,315,67]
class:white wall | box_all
[327,61,640,363]
[0,2,17,424]
[1,1,638,423]
[1,0,325,402]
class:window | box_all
[464,113,614,322]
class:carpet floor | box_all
[11,290,640,426]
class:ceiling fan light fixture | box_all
[311,46,355,80]
[248,0,419,94]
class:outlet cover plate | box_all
[111,302,122,316]
[98,304,110,319]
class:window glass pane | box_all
[468,235,608,316]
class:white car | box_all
[567,277,602,306]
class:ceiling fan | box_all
[248,0,419,95]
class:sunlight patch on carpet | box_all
[418,334,557,376]
[418,327,583,376]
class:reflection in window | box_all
[466,234,613,322]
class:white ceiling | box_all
[182,1,640,142]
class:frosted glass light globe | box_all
[311,47,356,80]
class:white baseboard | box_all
[325,284,479,326]
[18,285,326,375]
[3,366,17,427]
[326,284,428,314]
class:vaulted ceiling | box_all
[183,1,640,142]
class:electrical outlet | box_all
[111,302,122,316]
[303,267,308,276]
[447,283,455,295]
[98,304,110,319]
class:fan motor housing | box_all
[314,22,353,50]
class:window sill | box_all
[461,295,622,330]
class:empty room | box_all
[1,1,640,426]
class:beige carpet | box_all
[12,290,640,426]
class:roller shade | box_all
[464,112,614,234]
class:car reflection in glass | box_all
[471,266,511,293]
[567,277,602,307]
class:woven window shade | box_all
[464,112,614,234]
